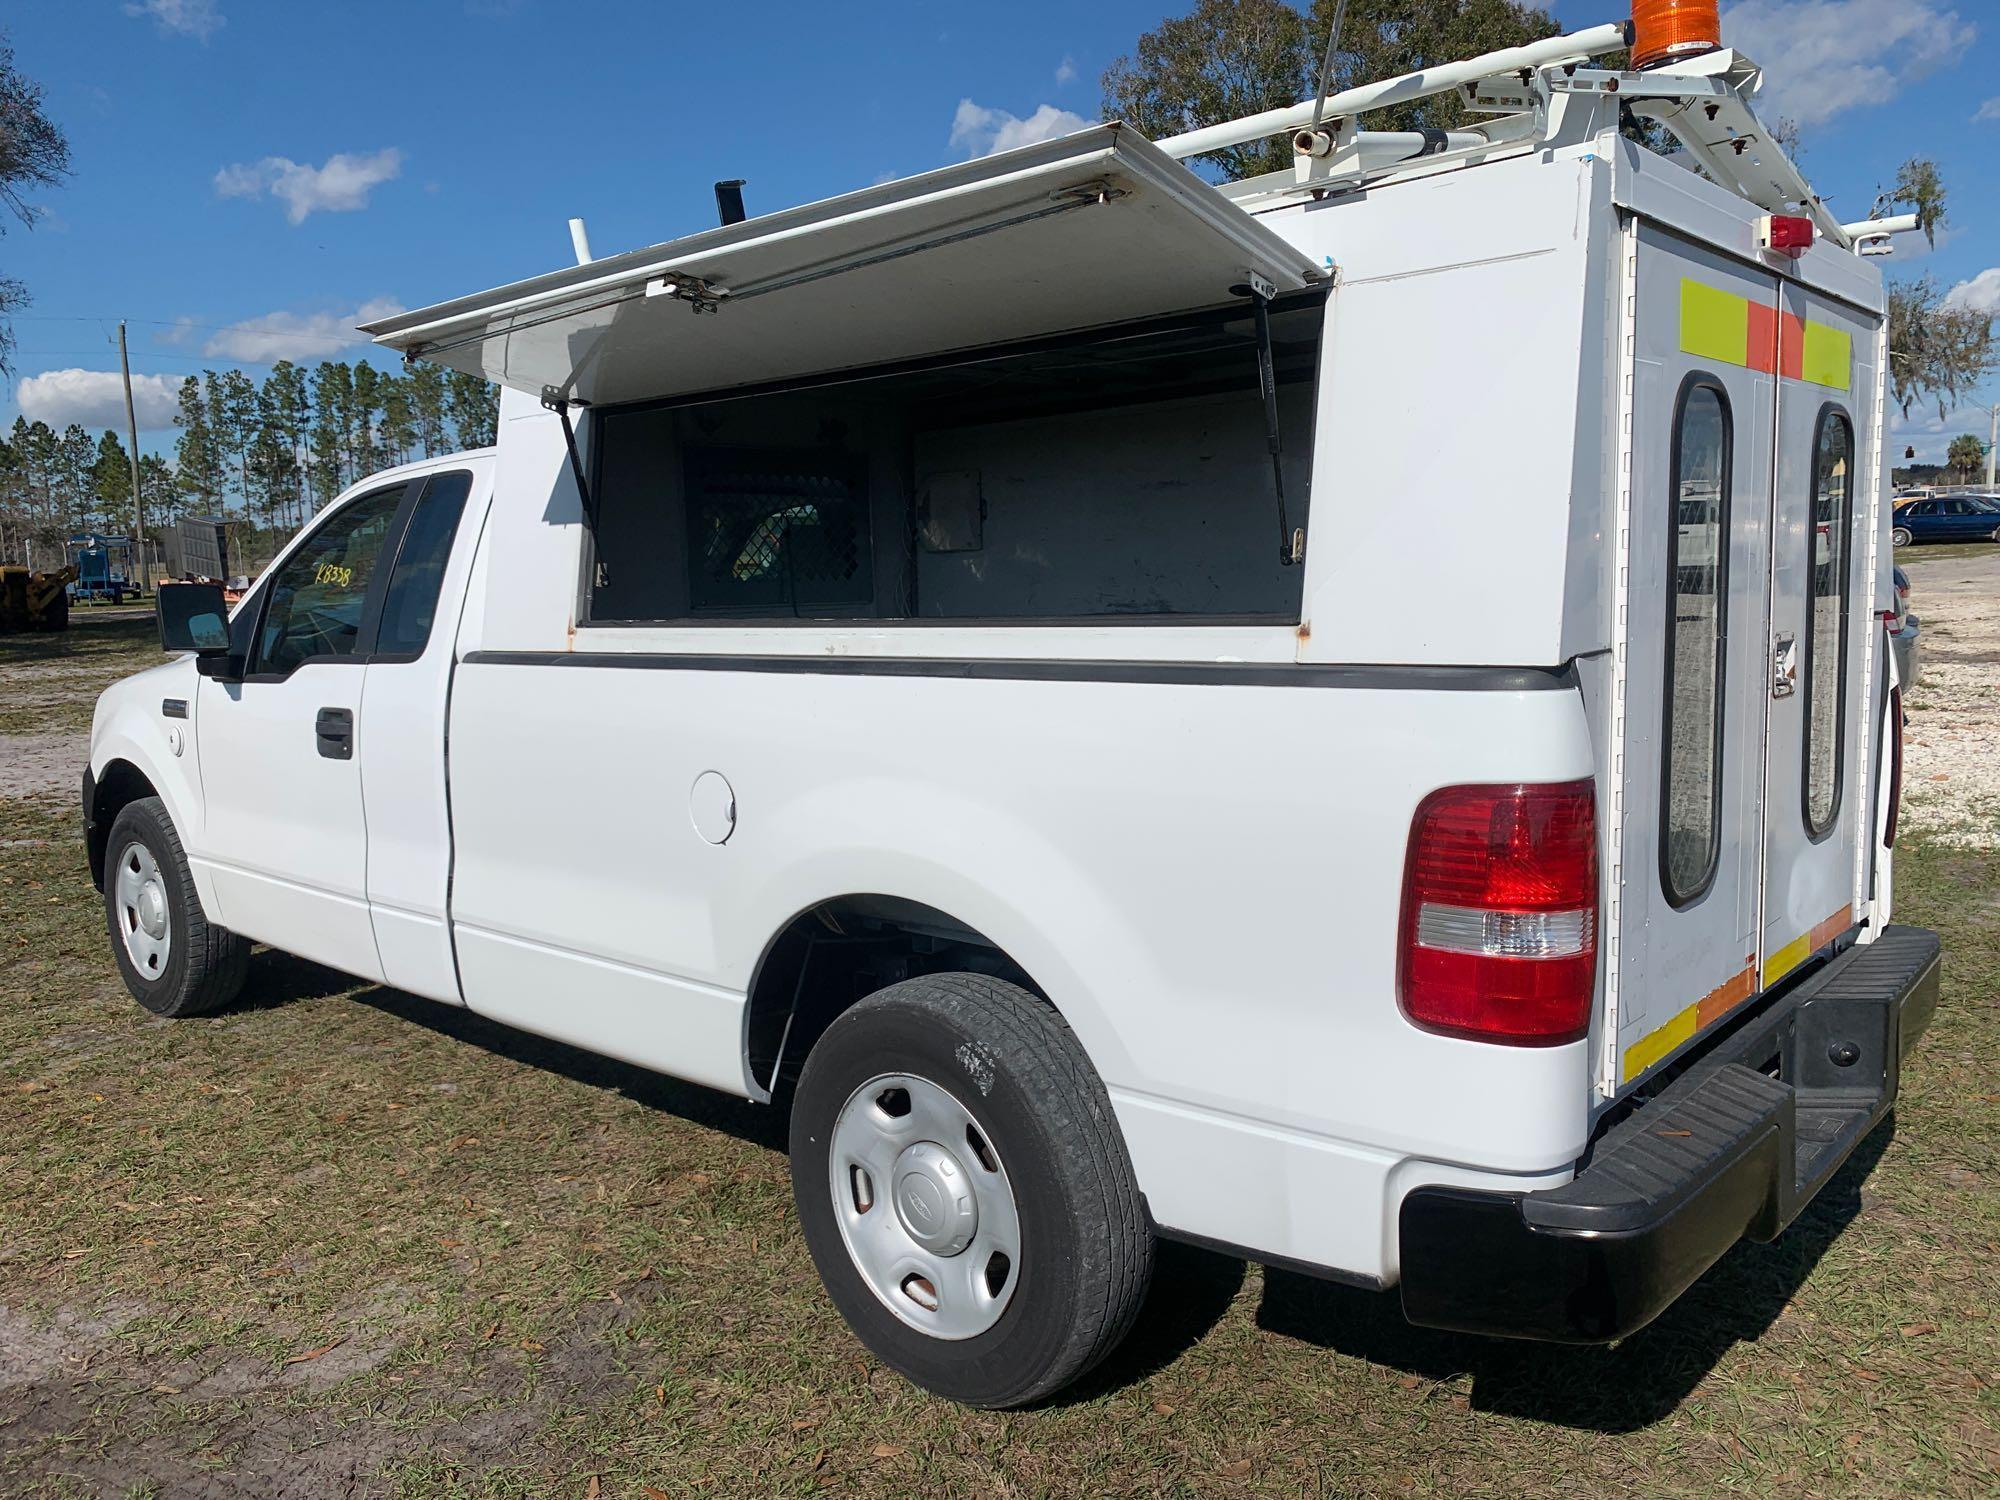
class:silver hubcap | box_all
[828,1073,1020,1340]
[113,841,171,979]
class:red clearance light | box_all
[1759,215,1816,256]
[1397,781,1598,1047]
[1632,0,1722,70]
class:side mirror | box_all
[157,582,231,658]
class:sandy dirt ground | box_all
[1897,548,2000,846]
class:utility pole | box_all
[119,321,145,594]
[1987,401,1998,492]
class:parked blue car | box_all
[1891,494,2000,547]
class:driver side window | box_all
[253,484,407,676]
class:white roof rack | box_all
[1151,21,1914,255]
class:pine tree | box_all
[379,375,416,466]
[350,362,383,477]
[309,362,350,499]
[409,361,448,457]
[444,369,500,449]
[260,361,310,526]
[209,368,259,515]
[173,375,225,513]
[56,422,94,532]
[91,429,132,530]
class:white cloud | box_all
[1722,1,1974,126]
[950,100,1092,158]
[199,297,406,363]
[214,148,403,225]
[1055,55,1078,85]
[1977,97,2000,121]
[155,316,199,346]
[124,0,224,42]
[1944,268,2000,316]
[16,369,186,432]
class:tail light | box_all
[1885,685,1904,849]
[1398,781,1598,1046]
[1631,0,1723,70]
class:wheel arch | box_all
[742,893,1078,1103]
[85,757,162,890]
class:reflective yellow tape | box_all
[1763,932,1812,987]
[1800,320,1852,391]
[1624,1002,1699,1077]
[1680,279,1750,367]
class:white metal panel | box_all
[1289,152,1605,667]
[446,658,1594,1178]
[88,657,224,916]
[366,126,1324,407]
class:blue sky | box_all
[4,1,1996,462]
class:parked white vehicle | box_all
[86,14,1938,1406]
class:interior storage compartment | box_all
[585,297,1323,625]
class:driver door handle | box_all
[315,707,354,760]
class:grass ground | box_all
[1,615,1996,1498]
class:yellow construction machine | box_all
[0,564,77,633]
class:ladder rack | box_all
[1155,21,1913,254]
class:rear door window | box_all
[1661,378,1732,907]
[1803,408,1853,837]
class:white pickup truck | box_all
[86,20,1938,1407]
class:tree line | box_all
[166,359,499,532]
[0,360,497,572]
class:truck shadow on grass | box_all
[1255,1122,1894,1433]
[232,950,1883,1426]
[237,952,1247,1392]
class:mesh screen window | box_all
[682,449,873,615]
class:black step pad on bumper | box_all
[1399,925,1941,1343]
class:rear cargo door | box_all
[1758,286,1878,988]
[1610,227,1778,1089]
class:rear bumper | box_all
[1399,925,1940,1343]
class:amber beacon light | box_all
[1631,0,1723,70]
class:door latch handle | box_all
[315,707,354,760]
[1771,633,1798,699]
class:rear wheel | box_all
[103,796,249,1018]
[1892,525,1913,548]
[790,973,1152,1407]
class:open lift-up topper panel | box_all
[363,124,1327,408]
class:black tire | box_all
[1892,526,1913,548]
[103,796,249,1018]
[790,973,1152,1407]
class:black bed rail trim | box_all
[459,649,1577,692]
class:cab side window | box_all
[252,485,407,676]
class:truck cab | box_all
[85,15,1938,1408]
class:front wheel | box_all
[1892,526,1914,548]
[790,973,1153,1407]
[103,796,249,1018]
